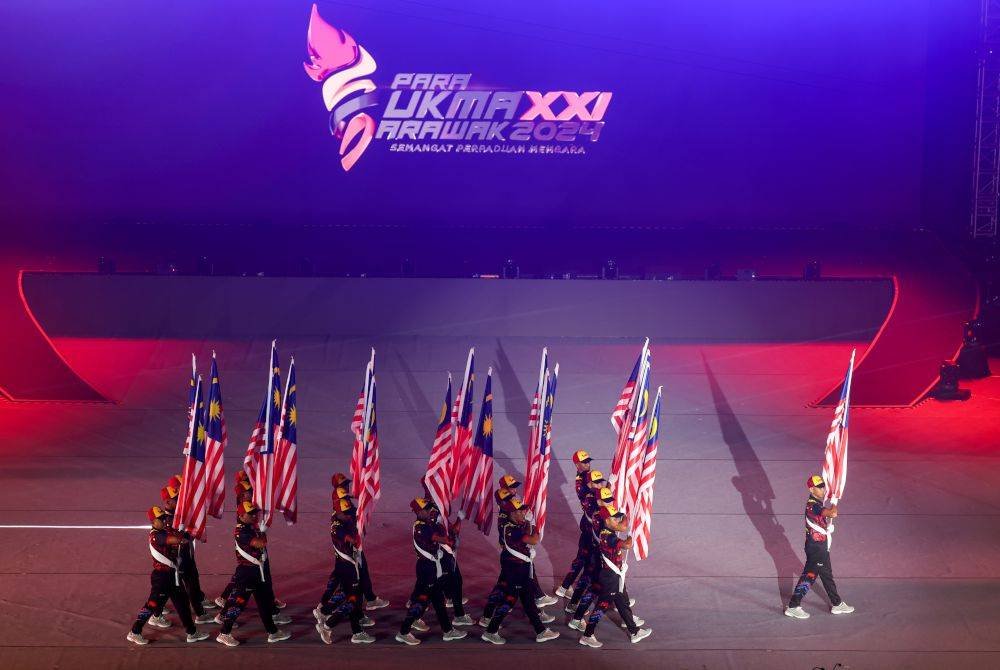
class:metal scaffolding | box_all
[971,0,1000,238]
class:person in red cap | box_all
[331,473,389,611]
[313,498,375,644]
[480,498,560,645]
[215,502,290,647]
[576,505,651,648]
[126,506,209,645]
[395,498,467,645]
[559,469,607,605]
[785,475,854,619]
[556,454,597,599]
[156,484,216,626]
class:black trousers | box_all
[219,565,278,635]
[584,565,638,636]
[400,558,452,634]
[221,560,279,614]
[322,558,363,634]
[560,530,593,589]
[789,539,842,607]
[359,550,377,601]
[178,544,205,616]
[487,561,544,635]
[132,570,196,635]
[442,552,466,617]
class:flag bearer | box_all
[784,475,855,619]
[557,461,602,599]
[332,472,389,611]
[314,498,375,644]
[215,502,290,647]
[154,485,215,626]
[126,506,209,645]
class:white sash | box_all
[502,534,536,579]
[235,541,267,580]
[413,539,445,578]
[334,545,361,579]
[149,543,180,586]
[602,554,629,591]
[806,518,834,549]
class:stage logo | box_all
[303,4,612,172]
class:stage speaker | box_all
[97,256,116,274]
[930,362,971,401]
[958,319,991,378]
[601,259,618,280]
[502,259,519,279]
[804,260,821,280]
[736,268,757,281]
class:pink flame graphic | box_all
[304,4,377,172]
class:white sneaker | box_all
[213,614,238,629]
[831,602,855,614]
[452,614,474,626]
[316,623,332,645]
[267,629,291,643]
[539,611,555,624]
[784,606,810,619]
[621,616,645,628]
[360,615,375,628]
[443,628,467,641]
[161,607,171,615]
[567,618,585,631]
[579,634,602,648]
[186,631,210,643]
[629,598,636,607]
[214,597,226,609]
[312,606,325,624]
[396,632,420,646]
[351,631,376,644]
[555,585,574,599]
[536,628,560,643]
[272,614,292,626]
[194,614,215,624]
[366,597,390,610]
[216,633,239,647]
[147,615,170,629]
[202,599,219,610]
[630,628,652,643]
[476,616,490,628]
[126,632,148,646]
[481,631,506,645]
[564,603,577,614]
[445,597,469,608]
[535,595,558,607]
[411,618,429,633]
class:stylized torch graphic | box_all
[303,4,378,172]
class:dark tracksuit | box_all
[570,501,605,618]
[131,528,197,635]
[483,492,514,619]
[321,517,364,634]
[163,512,206,616]
[486,520,545,635]
[219,522,277,635]
[562,477,598,592]
[400,518,454,635]
[788,495,842,608]
[584,524,639,637]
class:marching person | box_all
[395,498,468,645]
[214,472,289,624]
[314,498,375,644]
[784,475,855,619]
[215,502,291,647]
[153,484,215,627]
[480,498,560,645]
[494,475,556,609]
[576,505,651,648]
[556,460,601,600]
[126,506,209,645]
[333,473,390,611]
[566,481,613,619]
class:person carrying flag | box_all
[556,451,596,599]
[562,469,608,616]
[784,475,855,619]
[314,486,376,629]
[126,506,210,645]
[577,505,651,648]
[480,498,560,645]
[332,472,389,611]
[314,498,375,644]
[154,483,215,626]
[395,498,468,645]
[215,502,290,647]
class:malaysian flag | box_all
[462,369,495,534]
[356,375,381,536]
[182,354,197,456]
[525,364,558,537]
[525,348,548,492]
[204,353,227,519]
[450,348,475,501]
[611,338,648,438]
[613,348,651,516]
[350,350,374,499]
[174,376,208,540]
[631,385,662,561]
[274,357,299,524]
[423,375,454,524]
[249,341,282,530]
[822,349,855,505]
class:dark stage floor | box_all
[1,333,999,669]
